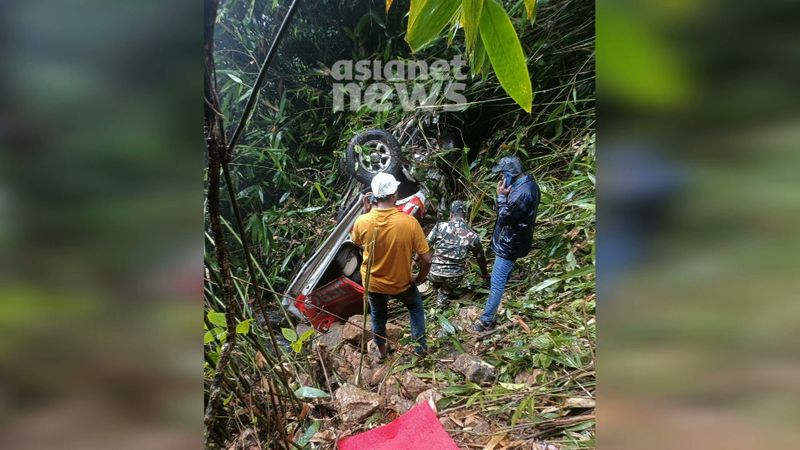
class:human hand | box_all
[362,192,373,212]
[497,178,510,196]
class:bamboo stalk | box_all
[356,227,378,386]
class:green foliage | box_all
[479,0,532,112]
[406,0,462,51]
[297,420,320,446]
[281,327,297,342]
[291,328,315,353]
[294,386,331,399]
[205,0,594,445]
[524,0,537,22]
[207,311,227,327]
[402,0,533,111]
[236,319,253,334]
[461,0,483,50]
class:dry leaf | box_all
[564,397,595,409]
[485,433,507,450]
[298,402,311,421]
[255,351,267,369]
[515,316,531,333]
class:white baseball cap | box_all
[370,172,401,198]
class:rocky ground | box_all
[277,291,596,450]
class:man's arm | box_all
[472,237,489,278]
[413,251,432,285]
[426,223,440,247]
[351,218,362,247]
[496,190,529,226]
[412,220,431,284]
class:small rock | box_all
[415,388,443,406]
[387,394,414,415]
[534,443,560,450]
[333,383,381,423]
[369,365,390,386]
[564,397,595,409]
[452,353,496,383]
[400,372,429,399]
[342,315,372,347]
[379,375,401,401]
[514,369,542,385]
[332,344,363,379]
[339,344,364,368]
[353,367,374,387]
[468,421,493,445]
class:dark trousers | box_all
[369,284,427,351]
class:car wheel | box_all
[344,129,403,185]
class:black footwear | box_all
[376,343,396,362]
[414,347,430,357]
[470,320,493,333]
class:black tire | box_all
[344,129,403,185]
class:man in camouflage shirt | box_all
[426,201,489,307]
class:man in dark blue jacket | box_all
[472,156,540,332]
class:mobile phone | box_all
[504,172,513,187]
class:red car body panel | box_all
[295,276,365,332]
[292,191,425,331]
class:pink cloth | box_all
[338,402,459,450]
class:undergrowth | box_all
[204,0,594,448]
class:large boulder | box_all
[452,353,496,383]
[316,322,345,350]
[333,383,381,423]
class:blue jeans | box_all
[369,284,427,351]
[480,257,516,325]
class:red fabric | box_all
[338,402,459,450]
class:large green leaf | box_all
[530,277,560,292]
[406,0,461,52]
[297,421,320,446]
[462,0,484,51]
[294,386,330,399]
[479,0,532,112]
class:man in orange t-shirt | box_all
[351,173,431,360]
